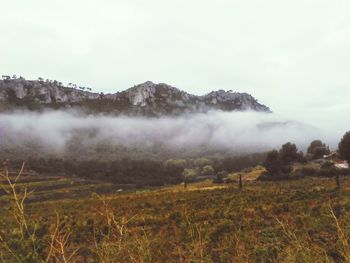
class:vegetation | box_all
[1,154,266,188]
[279,142,299,165]
[308,140,330,160]
[263,150,282,176]
[261,137,348,181]
[1,131,350,262]
[0,77,271,115]
[202,165,215,176]
[1,165,350,262]
[339,131,350,165]
[213,170,227,184]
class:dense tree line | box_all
[23,158,180,186]
[2,153,266,187]
[4,132,350,186]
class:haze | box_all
[0,111,347,158]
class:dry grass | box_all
[1,165,350,262]
[229,165,267,182]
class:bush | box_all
[213,170,227,184]
[193,158,212,168]
[281,165,293,174]
[321,161,335,169]
[299,167,318,176]
[289,171,304,179]
[318,167,337,177]
[297,151,308,164]
[258,172,293,181]
[182,168,199,183]
[201,165,214,176]
[224,178,234,184]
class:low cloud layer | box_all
[0,110,348,159]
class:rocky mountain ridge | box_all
[0,77,271,115]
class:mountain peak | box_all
[0,77,271,115]
[128,81,156,90]
[140,80,155,86]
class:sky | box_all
[1,0,350,114]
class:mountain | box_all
[0,77,271,115]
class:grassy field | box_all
[1,170,350,262]
[0,171,136,204]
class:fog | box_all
[0,110,347,159]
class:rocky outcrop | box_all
[202,90,270,112]
[0,78,271,115]
[0,79,100,104]
[118,81,271,113]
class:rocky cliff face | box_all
[0,78,100,104]
[0,78,271,115]
[201,90,270,112]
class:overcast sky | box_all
[1,0,350,114]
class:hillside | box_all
[0,170,349,262]
[0,77,271,115]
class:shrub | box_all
[201,165,214,176]
[182,168,199,183]
[299,167,318,176]
[321,161,335,169]
[193,158,212,168]
[213,170,227,184]
[290,171,304,179]
[224,178,234,184]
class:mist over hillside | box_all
[0,109,345,161]
[0,77,348,161]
